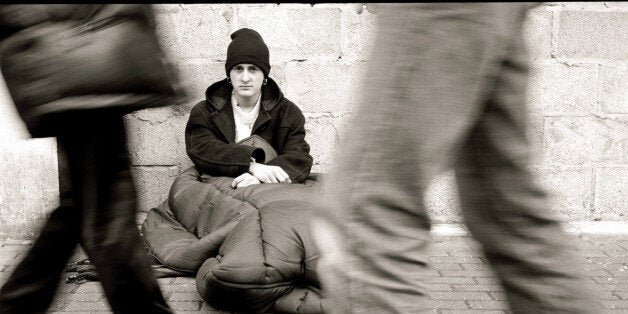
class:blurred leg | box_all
[0,143,80,314]
[65,113,172,314]
[316,4,518,313]
[455,11,599,313]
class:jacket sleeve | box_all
[265,105,313,183]
[185,104,264,177]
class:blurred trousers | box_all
[317,3,598,313]
[0,112,172,313]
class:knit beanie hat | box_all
[225,28,271,77]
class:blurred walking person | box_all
[312,3,599,313]
[0,4,186,313]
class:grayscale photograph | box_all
[0,3,626,313]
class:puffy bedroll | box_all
[141,166,325,313]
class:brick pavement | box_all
[1,231,627,313]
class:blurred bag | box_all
[0,4,187,137]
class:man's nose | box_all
[241,70,250,81]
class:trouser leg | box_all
[62,113,172,314]
[315,4,521,313]
[454,10,599,313]
[0,142,80,314]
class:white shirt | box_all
[232,92,261,142]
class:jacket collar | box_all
[205,78,281,143]
[204,77,284,113]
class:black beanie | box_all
[225,28,271,77]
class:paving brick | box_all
[607,269,628,278]
[425,283,454,291]
[200,302,233,312]
[468,300,511,310]
[439,270,497,278]
[430,291,493,301]
[588,256,628,264]
[420,269,441,277]
[461,263,492,271]
[591,276,624,284]
[475,277,501,285]
[600,300,628,309]
[170,291,204,301]
[581,268,613,277]
[0,243,31,251]
[429,256,484,264]
[431,262,463,270]
[64,301,111,311]
[3,233,628,313]
[0,251,18,264]
[616,291,628,299]
[161,283,200,292]
[74,282,105,293]
[452,285,504,292]
[577,249,612,258]
[441,311,507,314]
[598,290,622,300]
[50,312,99,314]
[169,301,202,311]
[489,291,508,301]
[174,277,197,285]
[424,299,469,310]
[592,283,628,291]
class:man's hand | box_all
[231,173,261,189]
[249,162,292,184]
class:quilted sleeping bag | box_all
[141,166,325,313]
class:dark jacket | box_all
[0,4,185,137]
[185,78,313,183]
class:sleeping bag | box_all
[141,166,325,313]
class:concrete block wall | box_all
[0,3,626,239]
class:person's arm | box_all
[264,105,313,183]
[185,104,265,177]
